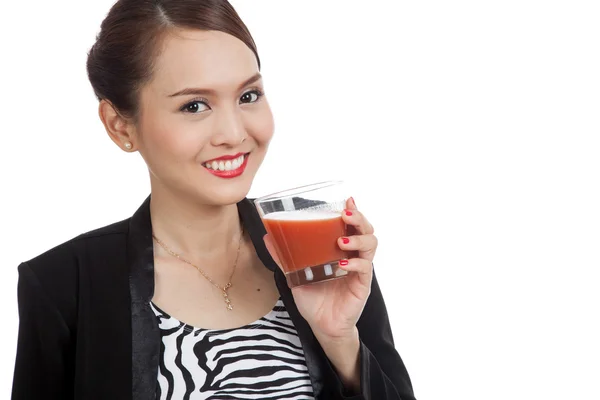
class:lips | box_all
[203,153,249,178]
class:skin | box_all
[98,28,377,394]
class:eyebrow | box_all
[168,72,262,98]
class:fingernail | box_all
[350,197,356,207]
[339,259,349,266]
[342,237,350,244]
[345,210,353,216]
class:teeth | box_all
[232,155,243,169]
[204,154,246,171]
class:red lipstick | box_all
[204,152,246,163]
[203,152,249,179]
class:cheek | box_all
[247,103,275,143]
[142,114,207,159]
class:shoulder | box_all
[24,218,130,272]
[19,218,130,303]
[17,218,132,329]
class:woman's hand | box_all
[263,197,376,342]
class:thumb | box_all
[263,234,284,272]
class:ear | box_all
[98,100,137,152]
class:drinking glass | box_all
[254,181,352,288]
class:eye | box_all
[240,89,264,104]
[180,100,210,114]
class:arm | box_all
[12,262,73,399]
[322,269,416,400]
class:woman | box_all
[12,0,415,399]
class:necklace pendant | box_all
[223,291,233,311]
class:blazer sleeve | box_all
[329,268,416,400]
[12,262,73,399]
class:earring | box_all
[124,142,132,150]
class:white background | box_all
[1,1,599,399]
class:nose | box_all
[210,105,247,147]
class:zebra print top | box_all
[150,297,316,399]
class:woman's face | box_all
[134,29,274,206]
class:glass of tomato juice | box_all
[254,181,352,288]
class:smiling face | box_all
[133,29,274,206]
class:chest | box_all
[151,246,280,330]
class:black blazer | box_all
[12,196,415,399]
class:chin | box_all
[196,176,254,207]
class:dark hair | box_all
[86,0,260,119]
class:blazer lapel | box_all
[127,196,160,400]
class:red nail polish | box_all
[339,259,349,266]
[342,237,350,244]
[345,210,353,216]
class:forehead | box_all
[150,29,259,93]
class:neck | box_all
[149,187,243,260]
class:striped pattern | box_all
[150,298,315,399]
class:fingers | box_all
[340,200,378,261]
[345,196,358,211]
[338,233,378,261]
[338,233,378,252]
[338,257,373,288]
[341,207,374,235]
[339,257,374,275]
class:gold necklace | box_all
[152,225,244,311]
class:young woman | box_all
[12,1,415,399]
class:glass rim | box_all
[254,180,344,203]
